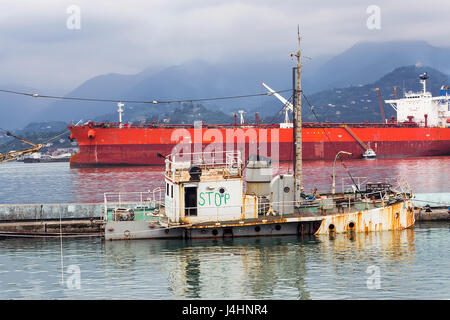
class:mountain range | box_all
[1,40,450,130]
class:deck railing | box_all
[165,150,242,180]
[103,187,164,221]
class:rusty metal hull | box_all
[104,200,415,240]
[314,200,415,234]
[185,221,303,239]
[105,221,184,240]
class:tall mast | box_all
[292,26,303,203]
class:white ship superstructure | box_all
[386,73,450,128]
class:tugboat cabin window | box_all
[185,186,197,216]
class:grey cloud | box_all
[0,0,449,92]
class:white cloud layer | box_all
[0,0,449,92]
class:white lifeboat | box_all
[362,148,376,159]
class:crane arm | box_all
[0,144,43,164]
[0,132,43,164]
[262,82,293,111]
[5,131,40,147]
[376,88,386,123]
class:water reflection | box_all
[103,236,313,299]
[71,166,164,203]
[1,223,449,299]
[316,228,416,263]
[100,228,422,299]
[100,229,419,300]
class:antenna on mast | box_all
[419,72,429,94]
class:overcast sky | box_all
[1,0,449,92]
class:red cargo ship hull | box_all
[68,123,450,167]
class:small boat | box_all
[103,150,415,240]
[362,148,377,159]
[102,31,414,241]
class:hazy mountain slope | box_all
[36,66,166,124]
[307,41,450,93]
[0,84,50,130]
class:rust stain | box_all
[315,200,415,235]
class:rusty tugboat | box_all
[104,31,415,240]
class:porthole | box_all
[219,187,226,194]
[283,187,290,193]
[348,222,355,229]
[275,225,281,231]
[329,224,335,231]
[255,226,261,232]
[212,229,219,236]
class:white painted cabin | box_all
[163,151,258,224]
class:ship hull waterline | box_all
[70,140,450,167]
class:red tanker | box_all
[68,75,450,167]
[68,121,450,167]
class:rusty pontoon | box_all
[103,31,415,241]
[103,150,414,240]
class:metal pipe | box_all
[332,151,352,194]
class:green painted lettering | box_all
[215,193,222,206]
[224,193,230,204]
[207,192,213,205]
[198,192,205,206]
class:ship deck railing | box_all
[165,151,243,180]
[340,176,412,195]
[70,121,422,130]
[103,188,166,223]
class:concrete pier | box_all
[0,203,103,221]
[415,208,450,221]
[0,203,104,237]
[412,193,450,221]
[0,219,103,237]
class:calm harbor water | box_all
[0,156,449,299]
[0,221,449,299]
